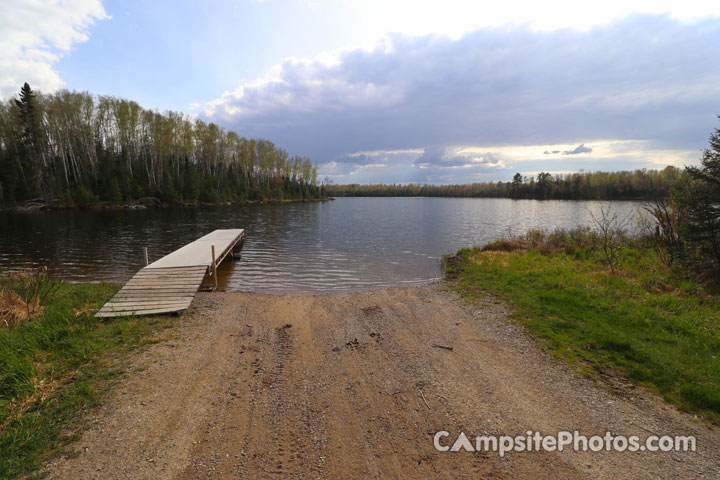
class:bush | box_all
[109,178,123,203]
[477,223,634,273]
[641,197,684,267]
[589,204,629,274]
[74,185,98,207]
[200,180,220,203]
[1,266,62,328]
[481,239,529,252]
[62,188,73,206]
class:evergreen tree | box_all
[536,172,552,200]
[675,117,720,269]
[510,172,523,198]
[13,83,45,197]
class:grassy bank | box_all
[445,230,720,423]
[0,281,174,478]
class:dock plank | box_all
[103,304,192,311]
[95,229,244,318]
[146,229,243,269]
[110,292,194,295]
[102,302,190,308]
[95,307,188,318]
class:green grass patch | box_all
[446,246,720,423]
[0,282,175,479]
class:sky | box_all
[1,1,720,184]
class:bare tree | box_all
[589,203,628,274]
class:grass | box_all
[446,232,720,423]
[0,281,175,479]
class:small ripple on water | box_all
[0,198,643,293]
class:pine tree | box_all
[510,172,523,198]
[14,83,45,197]
[676,117,720,269]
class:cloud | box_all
[318,140,700,184]
[318,146,510,184]
[336,154,378,166]
[257,1,720,41]
[0,0,108,99]
[413,146,506,169]
[204,14,720,182]
[543,143,594,155]
[562,144,593,155]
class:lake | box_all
[0,198,643,293]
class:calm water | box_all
[0,198,642,293]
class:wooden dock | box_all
[95,229,244,318]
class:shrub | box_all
[480,239,530,252]
[74,185,98,207]
[0,266,62,328]
[589,204,629,274]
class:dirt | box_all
[41,284,719,479]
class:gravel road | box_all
[41,284,719,479]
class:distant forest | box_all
[0,83,325,206]
[327,167,681,200]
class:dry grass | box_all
[0,267,61,328]
[470,250,512,267]
[478,227,625,259]
[0,288,43,328]
[480,238,530,252]
[0,374,62,432]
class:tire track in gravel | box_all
[41,285,720,479]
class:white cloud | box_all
[317,140,699,184]
[204,53,406,120]
[348,148,423,157]
[203,15,719,176]
[0,0,108,99]
[299,0,720,42]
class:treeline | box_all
[0,83,325,206]
[327,167,680,200]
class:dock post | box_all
[211,245,217,290]
[143,247,149,266]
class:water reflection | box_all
[0,198,642,293]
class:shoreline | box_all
[4,224,720,478]
[328,194,657,201]
[0,196,334,213]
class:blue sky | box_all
[56,0,373,112]
[2,1,720,184]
